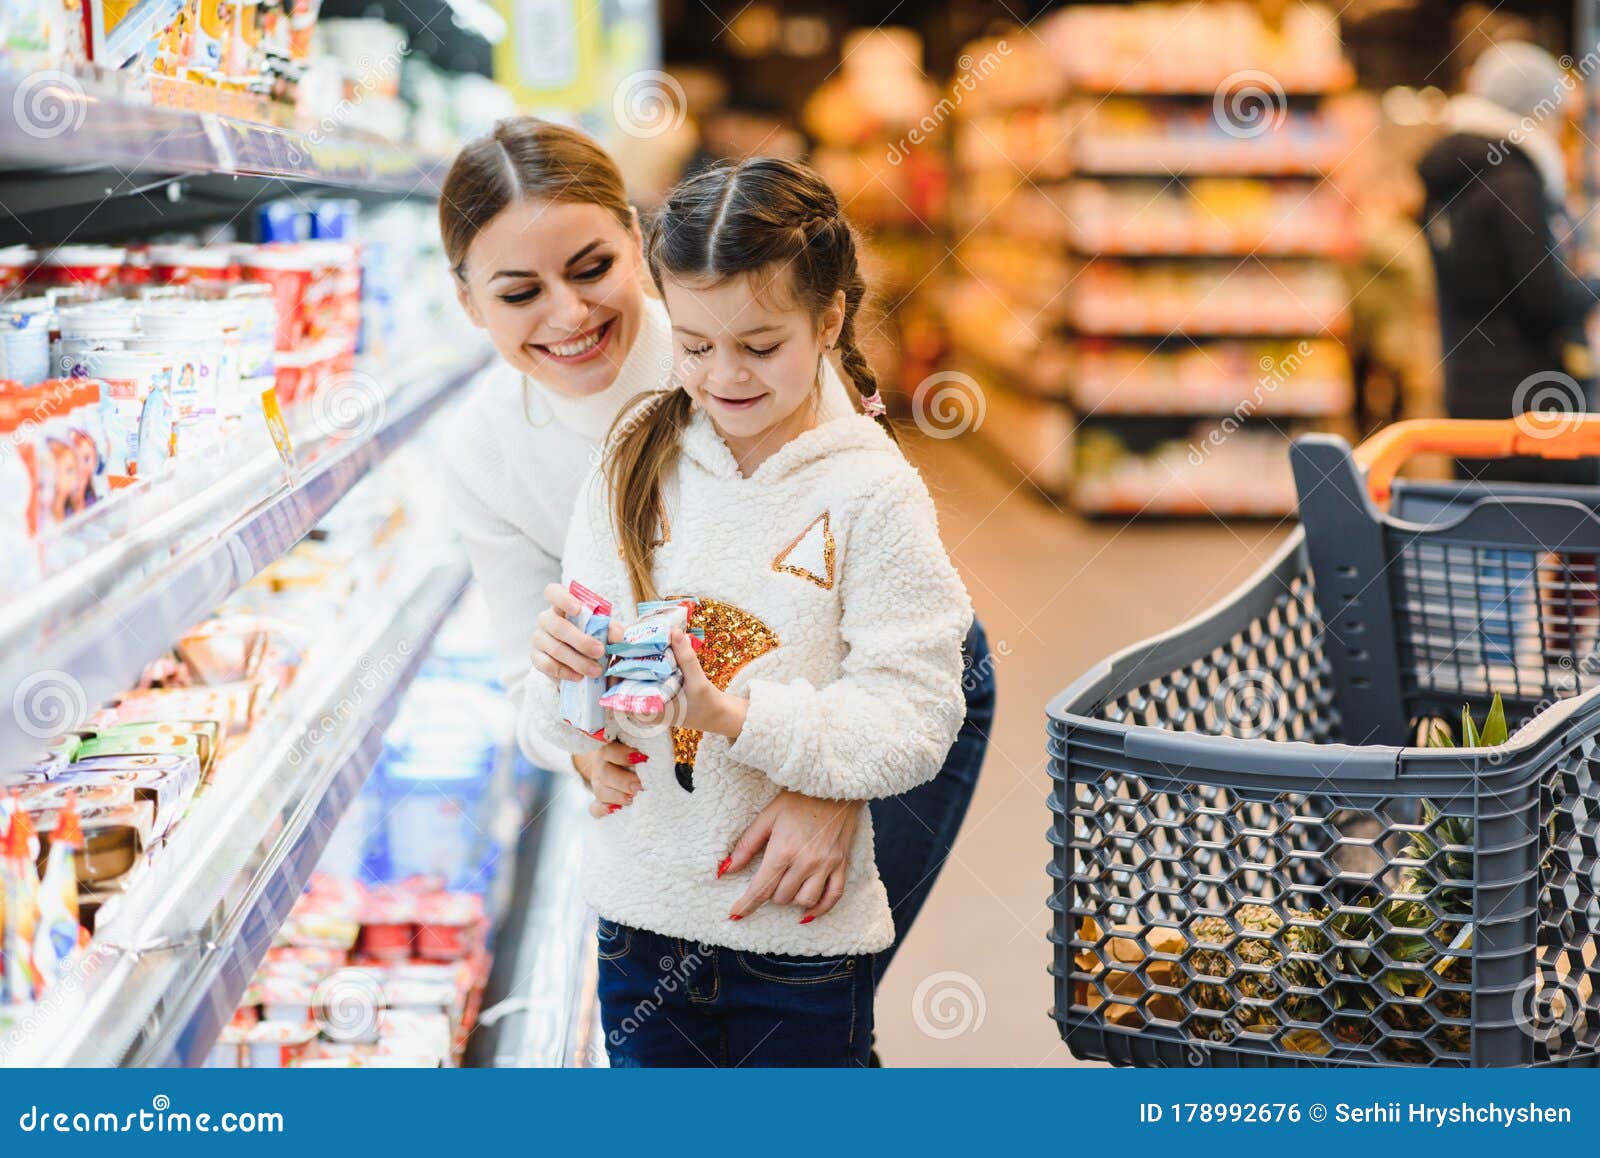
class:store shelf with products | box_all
[0,449,473,1066]
[945,2,1355,518]
[0,339,492,776]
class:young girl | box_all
[523,158,973,1067]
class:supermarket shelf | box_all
[1065,316,1351,339]
[494,776,602,1068]
[1068,237,1347,259]
[1075,395,1352,419]
[1068,73,1354,97]
[0,340,494,775]
[0,67,446,193]
[0,65,448,242]
[0,553,472,1067]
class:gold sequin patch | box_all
[771,512,835,590]
[670,597,780,772]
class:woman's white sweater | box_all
[441,298,864,777]
[521,401,974,955]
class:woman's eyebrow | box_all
[490,269,538,282]
[564,240,605,267]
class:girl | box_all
[521,157,972,1067]
[440,120,994,990]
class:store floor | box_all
[874,433,1293,1068]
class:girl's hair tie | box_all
[860,391,887,418]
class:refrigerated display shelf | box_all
[0,552,471,1067]
[491,776,602,1068]
[0,66,447,194]
[0,341,494,775]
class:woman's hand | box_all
[620,629,747,737]
[721,791,863,923]
[532,581,621,682]
[573,740,647,818]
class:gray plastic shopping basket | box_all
[1048,419,1600,1067]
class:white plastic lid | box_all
[57,302,140,337]
[147,244,233,269]
[40,245,127,267]
[77,348,173,378]
[0,246,33,267]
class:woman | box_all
[439,118,994,989]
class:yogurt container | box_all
[0,392,43,594]
[0,246,34,295]
[53,302,138,378]
[78,349,174,485]
[148,244,237,285]
[35,245,126,291]
[127,305,223,449]
[0,306,49,385]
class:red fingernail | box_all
[608,804,621,813]
[689,635,703,653]
[627,752,647,764]
[716,857,732,878]
[799,915,815,925]
[728,913,742,921]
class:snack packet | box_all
[598,671,684,715]
[3,806,41,1004]
[33,792,82,990]
[559,582,611,740]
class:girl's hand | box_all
[573,740,647,817]
[722,791,862,923]
[532,582,622,682]
[623,630,748,738]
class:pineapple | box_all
[1189,903,1332,1044]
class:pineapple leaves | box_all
[1480,693,1508,747]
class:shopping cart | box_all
[1047,416,1600,1067]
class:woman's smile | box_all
[534,316,616,364]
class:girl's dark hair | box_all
[606,157,889,602]
[439,117,632,279]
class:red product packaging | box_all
[149,244,237,286]
[35,246,125,291]
[240,245,316,351]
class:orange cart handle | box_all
[1354,415,1600,505]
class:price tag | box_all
[260,385,297,475]
[200,112,236,174]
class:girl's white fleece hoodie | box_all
[522,401,973,956]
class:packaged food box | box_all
[110,684,264,736]
[56,753,202,834]
[28,799,156,886]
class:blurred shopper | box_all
[1417,41,1598,486]
[1418,42,1600,663]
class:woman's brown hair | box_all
[439,117,632,279]
[607,156,889,603]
